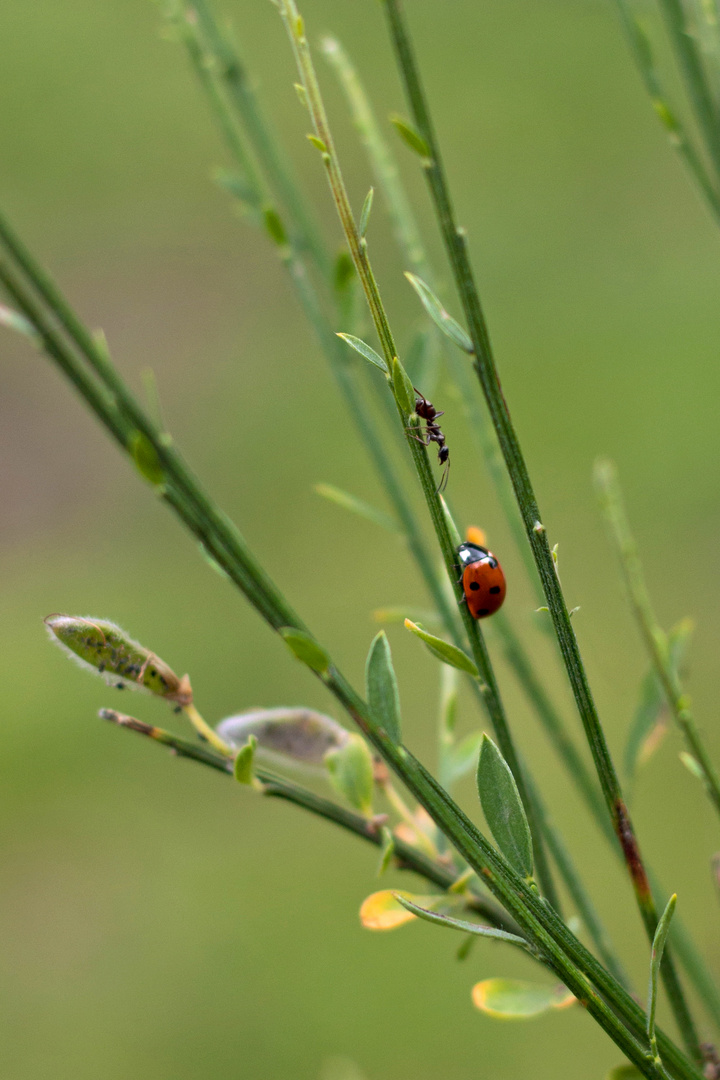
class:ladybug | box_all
[457,541,506,619]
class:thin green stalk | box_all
[321,35,541,598]
[182,0,331,277]
[381,0,701,1059]
[0,238,703,1080]
[99,707,517,933]
[277,0,560,908]
[613,0,720,225]
[655,0,720,178]
[169,0,462,649]
[595,460,720,821]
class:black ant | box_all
[410,390,450,493]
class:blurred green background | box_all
[2,0,720,1077]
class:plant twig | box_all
[595,460,720,820]
[380,0,701,1059]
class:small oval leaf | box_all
[129,430,166,487]
[263,205,288,247]
[472,978,575,1019]
[607,1067,644,1080]
[476,734,533,878]
[405,273,473,353]
[337,333,388,373]
[233,734,257,785]
[359,186,374,238]
[280,627,330,674]
[404,619,479,677]
[365,631,402,744]
[389,114,431,158]
[325,733,374,815]
[360,889,446,930]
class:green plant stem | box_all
[1,240,703,1080]
[655,0,720,179]
[380,0,701,1059]
[613,0,720,225]
[595,460,720,821]
[99,708,516,932]
[277,0,561,909]
[170,0,462,649]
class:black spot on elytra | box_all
[478,608,490,617]
[489,586,501,594]
[469,581,480,591]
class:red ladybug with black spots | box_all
[457,540,506,619]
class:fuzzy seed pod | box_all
[216,707,349,770]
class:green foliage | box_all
[325,734,374,815]
[365,631,402,744]
[476,735,534,879]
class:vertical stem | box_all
[380,0,701,1059]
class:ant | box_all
[411,389,450,493]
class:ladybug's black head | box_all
[457,541,489,569]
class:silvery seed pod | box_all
[216,707,350,771]
[45,615,192,706]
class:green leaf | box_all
[680,751,704,780]
[359,186,374,237]
[307,133,328,153]
[314,483,399,533]
[365,631,402,744]
[404,619,479,677]
[606,1067,644,1080]
[263,205,288,247]
[129,430,166,487]
[337,332,388,374]
[394,894,529,948]
[405,273,473,353]
[389,114,431,158]
[391,355,416,415]
[476,734,534,878]
[233,734,257,785]
[472,978,575,1019]
[280,627,330,674]
[325,733,374,815]
[439,494,462,548]
[647,894,677,1043]
[44,614,191,704]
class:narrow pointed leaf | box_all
[405,273,473,353]
[647,894,677,1042]
[391,355,416,415]
[472,978,575,1019]
[607,1067,643,1080]
[389,114,431,158]
[233,734,257,785]
[377,825,394,876]
[325,733,374,814]
[476,734,533,878]
[315,483,399,533]
[280,627,330,674]
[404,619,479,677]
[394,895,529,948]
[365,631,402,743]
[359,186,374,237]
[337,332,388,373]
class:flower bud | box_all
[45,615,192,706]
